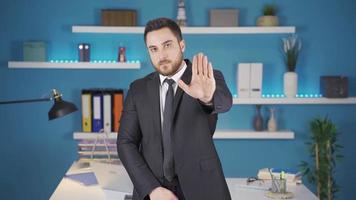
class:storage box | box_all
[320,76,348,98]
[250,63,263,98]
[78,43,90,62]
[23,41,46,61]
[210,9,239,27]
[237,63,251,98]
[101,9,137,26]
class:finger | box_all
[202,55,208,77]
[208,62,214,79]
[178,79,190,93]
[192,55,197,75]
[197,53,203,75]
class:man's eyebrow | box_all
[148,40,173,49]
[162,40,173,45]
[148,45,157,49]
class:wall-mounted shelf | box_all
[233,97,356,105]
[74,130,294,140]
[74,132,118,140]
[8,61,141,69]
[72,26,296,34]
[213,130,294,139]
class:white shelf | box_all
[233,97,356,105]
[72,26,296,34]
[78,151,118,156]
[8,61,140,69]
[74,131,294,140]
[74,132,118,140]
[78,143,116,147]
[213,130,294,139]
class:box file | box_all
[238,63,251,98]
[103,92,112,133]
[250,63,263,98]
[81,90,92,132]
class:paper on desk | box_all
[66,161,92,175]
[65,172,98,186]
[235,180,270,191]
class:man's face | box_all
[146,27,185,76]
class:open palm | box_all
[178,53,216,104]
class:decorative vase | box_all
[256,16,279,26]
[267,107,277,132]
[284,72,298,98]
[253,105,263,131]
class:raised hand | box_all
[149,187,178,200]
[178,53,216,104]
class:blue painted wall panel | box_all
[1,0,356,199]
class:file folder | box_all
[238,63,251,98]
[81,90,92,132]
[92,91,103,132]
[112,90,124,132]
[103,91,112,133]
[250,63,263,98]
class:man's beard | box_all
[155,52,183,76]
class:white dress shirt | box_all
[159,61,187,128]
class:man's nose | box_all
[159,50,168,60]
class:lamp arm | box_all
[0,97,51,105]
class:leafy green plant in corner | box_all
[282,34,302,72]
[300,117,343,200]
[263,4,277,16]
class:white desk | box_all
[50,162,318,200]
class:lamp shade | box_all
[48,96,78,120]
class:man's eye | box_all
[165,43,172,48]
[150,48,157,52]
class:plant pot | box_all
[284,72,298,98]
[257,16,279,26]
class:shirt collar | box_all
[159,60,187,85]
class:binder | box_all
[103,91,112,133]
[81,90,92,132]
[92,90,103,132]
[250,63,263,98]
[238,63,251,98]
[112,90,124,132]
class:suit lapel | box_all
[147,72,162,138]
[172,59,192,118]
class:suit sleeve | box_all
[200,70,232,114]
[199,70,232,136]
[117,84,160,199]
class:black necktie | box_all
[163,78,175,181]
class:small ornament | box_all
[78,43,90,62]
[118,47,126,62]
[176,0,187,26]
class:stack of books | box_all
[257,168,302,185]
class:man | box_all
[117,17,232,200]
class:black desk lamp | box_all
[0,89,78,120]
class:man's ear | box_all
[180,40,186,53]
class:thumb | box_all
[178,80,190,93]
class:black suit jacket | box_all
[117,59,232,200]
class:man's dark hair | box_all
[144,18,182,43]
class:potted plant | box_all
[257,4,279,26]
[300,117,343,200]
[282,34,302,98]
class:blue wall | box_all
[1,0,356,199]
